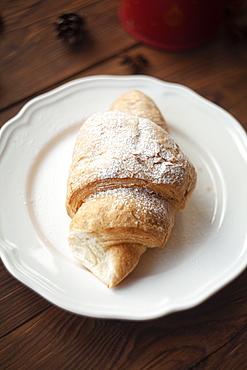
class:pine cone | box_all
[119,54,150,74]
[54,13,86,45]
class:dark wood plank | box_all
[0,258,22,293]
[1,32,246,129]
[0,261,52,338]
[2,0,98,21]
[0,285,51,338]
[0,268,246,369]
[195,328,247,370]
[0,0,136,110]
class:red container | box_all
[120,0,223,51]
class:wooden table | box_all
[1,1,247,369]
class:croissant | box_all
[66,90,197,287]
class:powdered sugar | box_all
[72,111,190,188]
[86,187,174,225]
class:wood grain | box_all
[1,38,247,130]
[0,262,51,338]
[194,328,247,370]
[0,267,246,369]
[1,0,247,369]
[0,0,136,110]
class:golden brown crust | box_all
[66,111,196,218]
[66,91,197,287]
[69,188,175,287]
[70,188,175,249]
[110,90,169,132]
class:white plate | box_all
[1,75,247,321]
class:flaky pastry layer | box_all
[66,90,197,287]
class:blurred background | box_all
[1,0,247,128]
